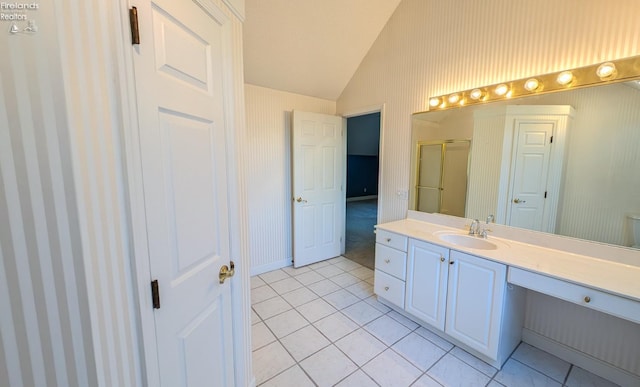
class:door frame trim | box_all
[341,104,386,235]
[496,105,574,232]
[115,1,252,385]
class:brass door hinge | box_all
[129,7,140,45]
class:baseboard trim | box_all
[522,328,640,386]
[346,195,377,202]
[250,258,291,276]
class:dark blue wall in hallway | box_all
[347,113,380,198]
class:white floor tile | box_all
[387,310,420,330]
[264,309,308,338]
[565,366,620,387]
[281,265,311,276]
[314,312,359,342]
[251,309,260,325]
[341,300,384,326]
[296,298,336,322]
[314,264,345,278]
[252,341,296,385]
[363,348,422,387]
[328,256,349,264]
[269,277,303,295]
[300,345,358,386]
[494,359,562,387]
[511,342,571,383]
[335,328,387,366]
[251,285,277,305]
[450,346,497,377]
[294,270,325,286]
[414,326,454,351]
[280,286,318,307]
[391,332,446,371]
[280,325,330,362]
[363,296,391,313]
[323,288,360,310]
[251,276,266,289]
[349,266,375,280]
[253,296,292,320]
[309,260,332,269]
[307,278,341,296]
[333,259,362,271]
[335,370,378,387]
[427,353,491,387]
[364,315,411,346]
[251,322,276,351]
[345,281,375,299]
[261,365,314,387]
[332,272,361,288]
[364,276,375,285]
[411,374,442,387]
[259,269,290,284]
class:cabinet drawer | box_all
[374,270,405,308]
[508,267,640,324]
[375,243,407,280]
[376,229,408,252]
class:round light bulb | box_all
[448,94,460,104]
[557,71,574,86]
[596,62,617,80]
[524,78,541,92]
[429,97,441,107]
[495,84,509,96]
[469,89,483,100]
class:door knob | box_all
[513,198,526,204]
[219,261,235,284]
[295,197,307,203]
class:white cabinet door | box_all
[445,251,506,358]
[405,240,450,331]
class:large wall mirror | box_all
[410,77,640,249]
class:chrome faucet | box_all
[469,219,480,235]
[486,214,494,224]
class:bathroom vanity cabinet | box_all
[373,212,640,384]
[376,236,523,367]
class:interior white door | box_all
[132,0,235,385]
[507,121,553,231]
[292,110,345,267]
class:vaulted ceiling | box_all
[243,0,402,100]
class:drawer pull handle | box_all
[440,257,445,262]
[386,238,391,242]
[384,259,390,264]
[584,296,591,303]
[384,286,389,291]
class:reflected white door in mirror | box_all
[373,211,640,386]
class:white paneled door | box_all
[292,111,345,267]
[132,0,236,385]
[507,121,553,231]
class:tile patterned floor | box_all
[251,257,620,387]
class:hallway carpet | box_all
[344,199,377,269]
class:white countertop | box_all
[376,218,640,302]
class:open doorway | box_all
[344,112,381,269]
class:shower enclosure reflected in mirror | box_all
[412,140,470,216]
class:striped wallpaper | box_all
[243,85,336,275]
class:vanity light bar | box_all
[426,55,640,111]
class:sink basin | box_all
[435,232,500,250]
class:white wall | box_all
[244,85,335,274]
[336,0,640,379]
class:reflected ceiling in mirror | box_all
[411,79,640,249]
